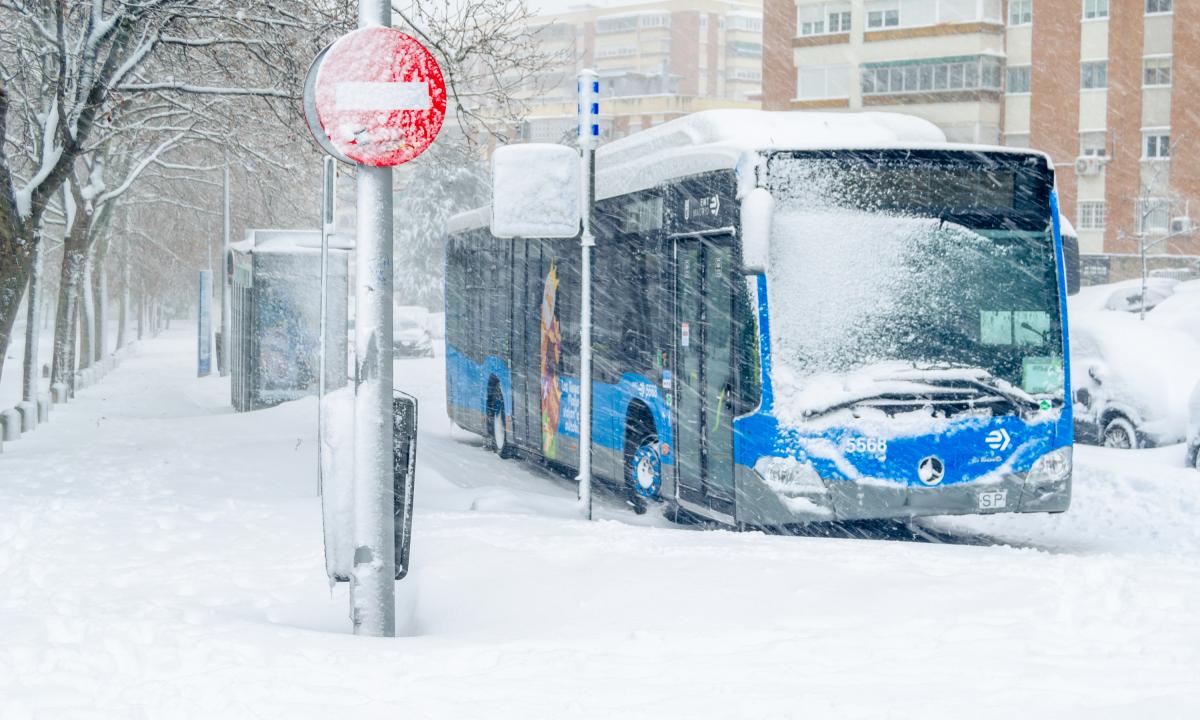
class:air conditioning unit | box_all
[1170,216,1193,235]
[1075,156,1104,176]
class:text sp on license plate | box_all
[977,490,1007,511]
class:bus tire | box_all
[487,390,514,459]
[625,433,661,515]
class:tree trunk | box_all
[0,227,37,389]
[51,215,90,393]
[117,236,130,349]
[21,236,45,403]
[91,235,109,362]
[78,246,94,370]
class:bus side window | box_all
[733,275,762,415]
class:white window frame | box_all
[1143,130,1171,160]
[1142,55,1172,87]
[1138,198,1171,233]
[798,3,852,36]
[1083,0,1109,20]
[1006,65,1031,94]
[1145,0,1172,16]
[1008,0,1033,26]
[1078,201,1106,231]
[866,0,900,29]
[1081,60,1108,90]
[797,64,850,100]
[1079,131,1108,157]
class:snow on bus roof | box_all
[597,109,1040,200]
[448,110,1053,232]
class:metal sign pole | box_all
[577,69,599,520]
[318,157,335,497]
[350,0,397,638]
[220,166,232,376]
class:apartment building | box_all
[763,1,1007,143]
[1007,0,1199,261]
[764,0,1200,268]
[520,0,764,142]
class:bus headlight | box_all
[1027,446,1072,487]
[754,457,826,493]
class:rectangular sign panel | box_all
[198,270,212,377]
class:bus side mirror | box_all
[491,143,581,239]
[740,188,773,274]
[1062,232,1081,295]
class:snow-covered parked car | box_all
[1188,382,1200,469]
[393,305,434,358]
[1070,310,1200,448]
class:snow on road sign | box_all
[311,27,446,167]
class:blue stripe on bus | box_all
[446,343,674,465]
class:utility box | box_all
[229,229,349,411]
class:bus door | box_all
[673,232,737,519]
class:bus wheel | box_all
[488,396,514,459]
[626,435,661,515]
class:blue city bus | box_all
[444,110,1074,527]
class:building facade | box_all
[521,0,764,142]
[764,0,1200,265]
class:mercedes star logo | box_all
[918,456,945,486]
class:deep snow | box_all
[1,330,1198,718]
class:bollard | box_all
[37,394,50,422]
[51,383,69,404]
[0,408,21,441]
[16,401,37,432]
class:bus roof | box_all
[597,109,1039,200]
[449,110,1052,233]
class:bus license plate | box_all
[977,490,1007,511]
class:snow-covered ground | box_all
[1,330,1198,718]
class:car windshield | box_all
[765,151,1064,406]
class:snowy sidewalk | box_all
[2,330,1199,719]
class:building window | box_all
[1006,66,1031,94]
[1138,198,1171,233]
[1081,61,1108,90]
[798,3,851,36]
[596,15,639,33]
[732,69,762,82]
[1080,131,1108,157]
[1078,201,1106,230]
[862,55,1003,96]
[1009,0,1032,25]
[638,13,671,28]
[727,41,762,57]
[798,65,850,100]
[1145,0,1172,15]
[1143,56,1172,86]
[1084,0,1109,20]
[726,14,761,32]
[866,1,900,29]
[1144,132,1171,159]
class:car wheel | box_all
[625,434,661,515]
[1189,444,1200,469]
[1102,416,1138,449]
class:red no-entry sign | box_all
[310,27,446,167]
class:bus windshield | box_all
[764,151,1064,416]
